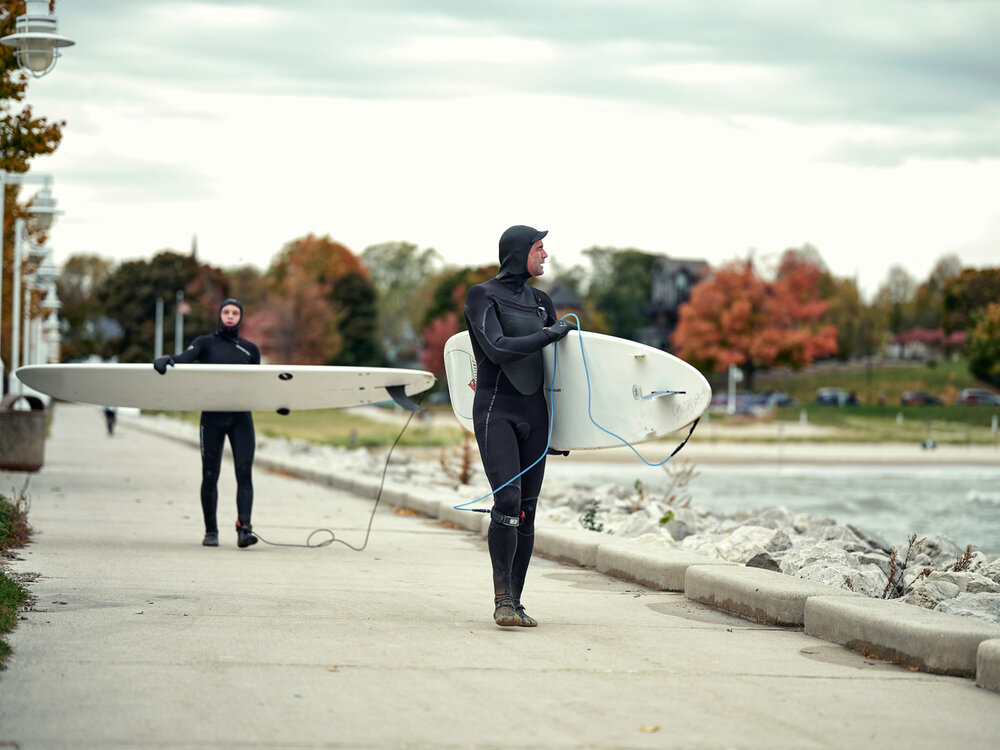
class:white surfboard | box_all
[443,330,711,451]
[15,363,436,412]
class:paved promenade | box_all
[1,403,998,749]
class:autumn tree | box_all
[671,258,838,390]
[251,234,382,365]
[1,0,66,373]
[967,302,1000,388]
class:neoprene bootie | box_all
[236,521,258,548]
[493,594,523,627]
[202,531,219,547]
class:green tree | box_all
[421,265,497,330]
[361,241,442,364]
[967,302,1000,388]
[583,247,657,339]
[1,0,66,370]
[96,251,227,362]
[942,267,1000,334]
[873,265,917,335]
[55,253,115,361]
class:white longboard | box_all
[15,363,436,412]
[443,330,711,451]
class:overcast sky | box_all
[21,0,1000,297]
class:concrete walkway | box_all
[1,403,998,749]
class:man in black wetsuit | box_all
[153,299,262,548]
[465,225,577,627]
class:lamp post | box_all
[0,0,75,78]
[5,177,59,390]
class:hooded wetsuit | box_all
[168,299,261,534]
[464,225,575,623]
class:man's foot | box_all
[514,605,538,627]
[493,595,523,627]
[202,531,219,547]
[236,521,258,548]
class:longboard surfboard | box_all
[443,330,711,451]
[15,363,436,412]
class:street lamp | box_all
[3,176,60,389]
[0,0,75,78]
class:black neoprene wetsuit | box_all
[465,225,574,615]
[170,325,261,534]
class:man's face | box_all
[220,304,241,327]
[526,240,547,277]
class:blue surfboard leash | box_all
[453,313,700,513]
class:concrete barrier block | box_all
[534,526,601,568]
[399,490,444,517]
[805,595,1000,677]
[685,565,856,626]
[436,503,486,533]
[597,544,735,592]
[977,639,1000,693]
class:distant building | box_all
[638,255,709,350]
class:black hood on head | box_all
[497,225,547,280]
[217,298,243,339]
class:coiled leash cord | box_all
[253,394,424,552]
[453,313,699,513]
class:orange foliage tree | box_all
[244,234,379,365]
[671,258,838,390]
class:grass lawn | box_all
[162,406,468,448]
[0,493,32,668]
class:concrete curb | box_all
[805,596,1000,677]
[978,640,1000,691]
[122,414,1000,690]
[685,564,859,626]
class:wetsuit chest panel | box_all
[496,296,546,395]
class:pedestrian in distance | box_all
[153,298,262,548]
[464,225,577,627]
[102,406,117,436]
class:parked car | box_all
[958,388,1000,405]
[901,391,943,406]
[755,390,798,408]
[816,387,857,406]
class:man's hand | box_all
[153,355,175,375]
[545,319,578,342]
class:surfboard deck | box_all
[443,330,711,451]
[15,363,436,412]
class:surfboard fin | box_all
[386,385,425,413]
[635,389,686,401]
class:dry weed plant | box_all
[439,437,476,486]
[881,534,926,599]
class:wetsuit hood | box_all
[217,298,243,340]
[497,225,547,281]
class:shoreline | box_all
[561,439,1000,466]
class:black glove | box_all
[545,319,578,342]
[153,355,174,375]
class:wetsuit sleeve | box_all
[247,342,261,365]
[465,285,555,365]
[170,337,207,364]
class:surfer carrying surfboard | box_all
[465,225,577,627]
[153,299,262,549]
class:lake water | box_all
[543,460,1000,556]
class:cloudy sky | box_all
[20,0,1000,297]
